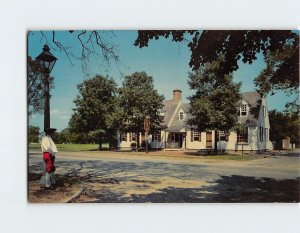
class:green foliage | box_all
[119,72,165,136]
[204,155,258,161]
[135,30,299,93]
[130,142,137,148]
[188,59,241,132]
[27,56,54,116]
[28,125,40,143]
[269,110,299,148]
[254,46,299,95]
[69,75,119,149]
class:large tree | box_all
[134,30,299,94]
[27,56,54,116]
[69,75,119,149]
[187,59,241,153]
[28,125,40,143]
[119,72,164,147]
[268,110,299,149]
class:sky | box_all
[28,30,297,132]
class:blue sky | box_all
[28,30,297,131]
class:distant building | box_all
[118,89,273,152]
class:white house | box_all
[118,89,273,152]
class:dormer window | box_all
[240,104,247,116]
[179,111,184,120]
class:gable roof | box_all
[239,92,262,125]
[161,91,263,130]
[161,99,180,127]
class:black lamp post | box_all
[36,44,57,132]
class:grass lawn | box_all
[203,154,258,161]
[28,143,108,152]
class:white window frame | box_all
[219,131,226,141]
[179,111,184,120]
[240,104,247,116]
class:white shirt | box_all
[41,135,58,155]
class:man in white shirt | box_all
[40,128,58,189]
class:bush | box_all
[130,142,137,148]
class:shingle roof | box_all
[161,91,263,131]
[239,92,262,125]
[162,100,179,125]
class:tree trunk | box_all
[98,134,102,151]
[214,129,218,154]
[108,132,116,149]
[137,131,140,148]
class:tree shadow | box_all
[126,175,300,203]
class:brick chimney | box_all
[173,89,182,102]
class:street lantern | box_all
[144,116,150,154]
[36,44,57,132]
[36,44,57,73]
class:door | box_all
[206,132,212,148]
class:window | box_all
[154,132,161,141]
[131,133,137,142]
[259,127,264,142]
[121,132,127,142]
[179,112,184,120]
[220,131,226,141]
[265,128,268,142]
[237,127,248,143]
[191,128,201,141]
[216,130,229,142]
[240,104,247,116]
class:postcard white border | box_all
[0,0,299,233]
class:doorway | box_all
[206,132,212,148]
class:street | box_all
[28,150,300,203]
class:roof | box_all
[239,92,262,125]
[161,91,263,131]
[162,100,179,125]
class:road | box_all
[28,150,300,203]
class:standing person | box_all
[40,128,58,190]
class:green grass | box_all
[28,143,108,152]
[203,154,257,161]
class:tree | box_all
[269,110,299,149]
[69,75,119,150]
[134,30,299,93]
[28,125,40,143]
[28,31,120,75]
[27,56,54,116]
[254,45,298,95]
[119,72,164,147]
[187,59,241,153]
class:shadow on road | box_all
[70,175,300,203]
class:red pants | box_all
[43,152,56,173]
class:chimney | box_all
[173,89,182,102]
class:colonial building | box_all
[118,89,273,152]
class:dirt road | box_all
[28,150,300,203]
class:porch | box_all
[164,132,186,149]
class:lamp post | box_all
[144,116,150,154]
[36,44,57,132]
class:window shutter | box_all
[225,132,229,142]
[216,130,219,141]
[199,131,201,141]
[191,129,194,142]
